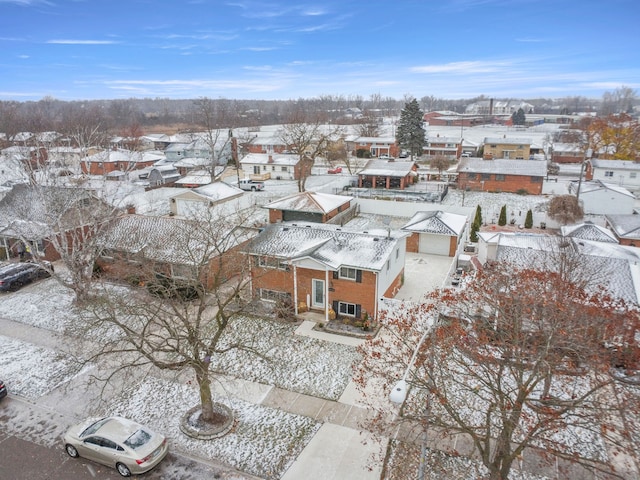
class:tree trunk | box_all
[195,361,215,422]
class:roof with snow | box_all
[560,222,618,243]
[401,210,467,236]
[590,159,640,170]
[568,180,635,198]
[246,222,407,272]
[240,153,300,166]
[483,137,532,145]
[84,149,166,164]
[359,159,416,177]
[457,158,546,176]
[605,214,640,240]
[264,191,352,214]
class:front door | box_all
[312,279,324,309]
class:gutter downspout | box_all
[293,263,298,315]
[325,268,329,322]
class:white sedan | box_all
[63,416,168,477]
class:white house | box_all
[587,159,640,194]
[239,153,300,180]
[568,180,636,215]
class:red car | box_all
[327,166,342,174]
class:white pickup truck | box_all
[238,179,265,191]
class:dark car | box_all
[0,380,7,399]
[0,261,53,292]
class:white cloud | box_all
[47,39,118,45]
[410,60,512,74]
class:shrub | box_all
[498,205,507,226]
[524,209,533,228]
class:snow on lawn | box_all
[110,376,320,480]
[211,317,361,401]
[0,335,88,400]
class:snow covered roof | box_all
[193,182,243,200]
[84,149,166,164]
[483,137,532,145]
[264,191,352,214]
[560,222,618,243]
[240,153,300,166]
[568,180,635,198]
[353,136,396,144]
[552,143,582,153]
[359,159,416,177]
[401,210,467,236]
[457,158,546,176]
[486,232,640,303]
[246,222,407,272]
[605,214,640,240]
[590,159,640,170]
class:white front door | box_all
[311,279,325,308]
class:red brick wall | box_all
[458,173,543,194]
[382,269,404,298]
[269,209,283,223]
[406,233,419,253]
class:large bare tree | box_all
[356,260,639,480]
[79,207,273,428]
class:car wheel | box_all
[65,444,79,458]
[116,462,131,477]
[251,186,256,191]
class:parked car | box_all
[0,260,53,292]
[238,179,265,191]
[63,416,169,477]
[327,166,342,174]
[378,154,393,160]
[0,379,7,400]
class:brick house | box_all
[245,222,408,322]
[96,214,256,289]
[457,158,546,194]
[264,191,355,224]
[401,210,468,256]
[347,136,399,158]
[483,137,532,160]
[605,214,640,246]
[81,149,164,175]
[551,143,584,164]
[423,135,462,159]
[358,159,418,190]
[244,134,289,154]
[240,153,302,180]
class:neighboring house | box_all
[264,191,355,224]
[423,111,484,128]
[358,159,418,190]
[245,134,289,154]
[146,165,181,187]
[1,145,49,171]
[457,158,546,194]
[423,135,462,159]
[551,143,584,164]
[585,159,640,194]
[476,232,640,304]
[96,214,256,289]
[347,136,399,158]
[482,137,532,160]
[401,210,468,256]
[560,222,618,244]
[169,182,244,217]
[240,153,301,180]
[81,149,165,175]
[164,142,190,162]
[568,180,636,215]
[246,222,408,321]
[605,214,640,246]
[0,184,108,262]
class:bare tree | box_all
[356,261,639,480]
[547,194,584,225]
[79,207,273,429]
[278,112,342,192]
[429,156,451,180]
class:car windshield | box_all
[124,429,152,449]
[80,417,110,437]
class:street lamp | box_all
[389,327,432,480]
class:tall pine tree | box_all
[498,205,507,226]
[396,98,426,160]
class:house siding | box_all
[458,172,543,194]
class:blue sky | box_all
[1,0,638,101]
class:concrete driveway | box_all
[395,252,456,301]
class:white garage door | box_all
[176,199,205,217]
[418,233,451,256]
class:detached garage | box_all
[402,210,468,256]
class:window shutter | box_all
[356,269,362,283]
[333,270,338,279]
[355,304,362,319]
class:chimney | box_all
[268,154,274,163]
[489,98,494,115]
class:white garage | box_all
[402,210,468,257]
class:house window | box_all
[490,144,497,148]
[531,176,542,182]
[496,174,505,181]
[481,173,491,181]
[272,166,276,171]
[281,166,288,172]
[257,256,288,270]
[395,248,399,259]
[467,173,477,180]
[338,301,357,317]
[171,264,195,279]
[262,165,267,171]
[604,171,614,177]
[260,289,291,303]
[630,172,637,179]
[339,267,357,280]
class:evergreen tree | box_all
[511,108,526,126]
[498,205,507,226]
[474,205,482,227]
[396,98,426,159]
[524,209,533,228]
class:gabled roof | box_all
[605,214,640,240]
[457,158,546,176]
[359,159,416,177]
[590,159,640,171]
[568,180,635,198]
[560,222,618,243]
[84,149,165,164]
[401,211,467,236]
[246,222,407,272]
[240,153,300,166]
[264,191,352,214]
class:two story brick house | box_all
[483,137,532,160]
[246,222,408,322]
